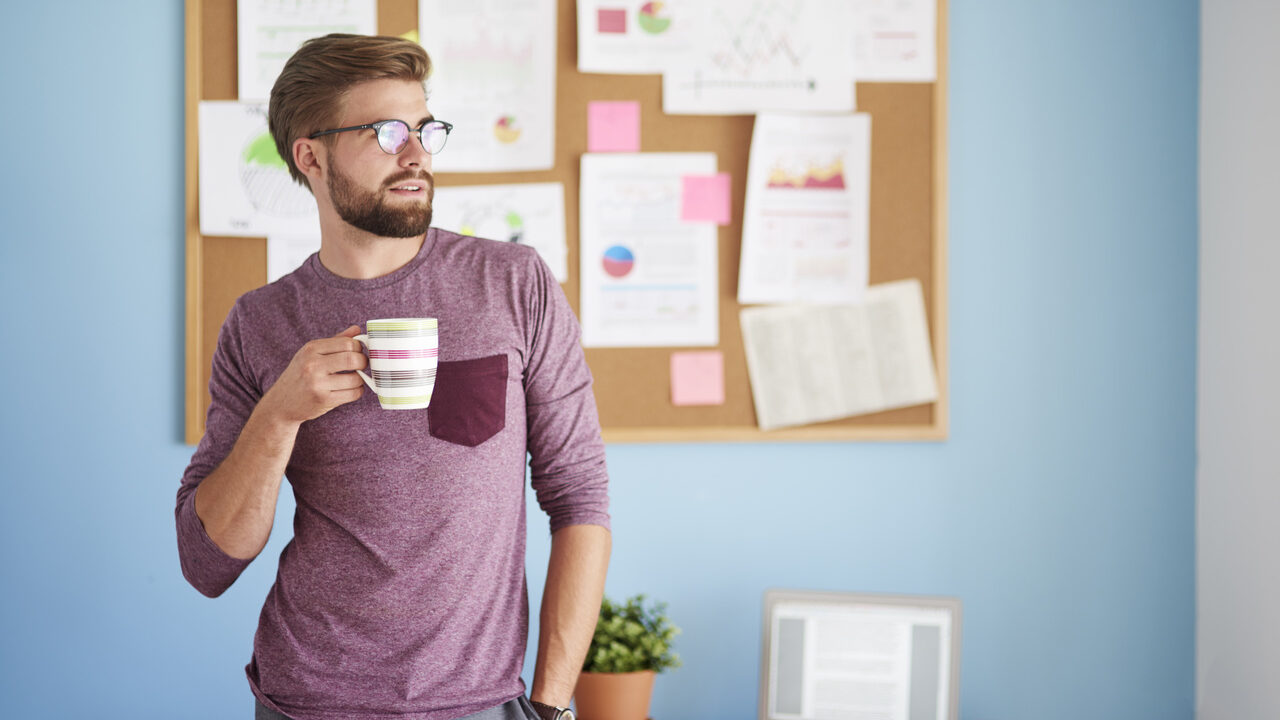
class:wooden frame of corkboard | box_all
[184,0,948,445]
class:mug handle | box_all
[352,334,378,393]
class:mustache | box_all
[384,171,434,189]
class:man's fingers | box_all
[328,372,366,391]
[329,385,364,406]
[312,334,364,355]
[296,326,363,358]
[319,349,368,373]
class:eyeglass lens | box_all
[376,121,449,155]
[376,121,411,154]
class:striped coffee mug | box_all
[353,318,439,410]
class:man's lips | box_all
[389,184,425,194]
[386,174,432,195]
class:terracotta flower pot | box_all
[573,670,657,720]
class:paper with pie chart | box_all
[418,0,556,171]
[662,0,856,115]
[577,0,692,74]
[579,153,719,348]
[430,182,568,282]
[738,113,871,305]
[198,101,321,238]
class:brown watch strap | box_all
[529,699,564,720]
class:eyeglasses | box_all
[308,119,453,155]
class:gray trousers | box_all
[255,695,540,720]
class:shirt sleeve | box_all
[521,251,611,533]
[175,303,259,597]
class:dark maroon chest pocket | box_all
[427,354,509,447]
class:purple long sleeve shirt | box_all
[176,229,610,720]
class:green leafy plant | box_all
[582,594,682,673]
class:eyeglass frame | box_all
[307,118,454,155]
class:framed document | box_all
[760,590,961,720]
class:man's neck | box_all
[317,223,426,280]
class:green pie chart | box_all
[241,131,286,168]
[239,130,312,215]
[638,1,671,34]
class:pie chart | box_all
[494,115,522,144]
[240,131,314,215]
[638,2,671,35]
[602,245,635,278]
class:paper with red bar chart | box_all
[577,0,692,74]
[418,0,556,171]
[662,0,856,115]
[738,113,871,305]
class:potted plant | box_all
[573,594,681,720]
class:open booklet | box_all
[740,279,938,430]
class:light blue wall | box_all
[0,1,1197,718]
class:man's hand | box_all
[193,326,369,560]
[258,325,368,426]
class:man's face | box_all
[322,79,436,238]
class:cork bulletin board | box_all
[184,0,948,445]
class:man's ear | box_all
[293,137,324,184]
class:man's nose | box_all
[399,133,432,169]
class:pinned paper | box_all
[267,232,321,283]
[580,153,720,348]
[671,351,725,406]
[740,279,939,430]
[420,0,557,172]
[587,101,641,153]
[681,173,731,225]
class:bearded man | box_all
[176,34,610,720]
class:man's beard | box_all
[327,160,434,238]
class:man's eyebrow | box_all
[418,115,435,126]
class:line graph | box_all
[663,0,853,114]
[707,0,809,78]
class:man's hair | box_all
[268,34,432,187]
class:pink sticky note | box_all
[681,173,731,225]
[597,8,627,34]
[588,101,641,153]
[671,351,725,407]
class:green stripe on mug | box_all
[378,393,433,405]
[368,319,438,331]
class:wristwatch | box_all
[530,699,576,720]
